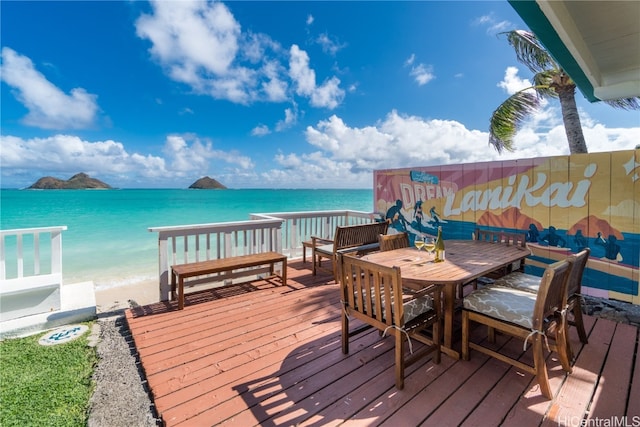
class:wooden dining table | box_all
[361,239,531,359]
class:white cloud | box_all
[316,33,346,56]
[0,134,167,181]
[405,54,415,66]
[289,45,316,96]
[162,134,254,172]
[240,110,639,189]
[473,13,514,35]
[498,66,531,95]
[3,112,636,189]
[410,64,435,86]
[404,54,434,86]
[275,106,298,132]
[289,45,344,109]
[261,60,288,102]
[251,124,271,136]
[135,1,344,111]
[0,133,254,187]
[136,1,240,77]
[0,47,99,130]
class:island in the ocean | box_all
[28,173,112,189]
[189,176,227,189]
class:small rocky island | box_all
[189,176,227,189]
[28,173,112,189]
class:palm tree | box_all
[489,30,639,154]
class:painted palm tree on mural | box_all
[489,30,639,154]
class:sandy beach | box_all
[94,279,160,314]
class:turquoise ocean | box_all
[0,189,373,290]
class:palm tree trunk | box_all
[557,84,588,154]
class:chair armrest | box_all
[311,236,333,247]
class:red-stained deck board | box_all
[587,321,637,421]
[542,316,617,426]
[124,259,639,426]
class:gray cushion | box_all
[403,294,434,323]
[463,285,537,329]
[492,272,540,293]
[355,291,433,323]
[314,244,334,255]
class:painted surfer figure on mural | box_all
[538,226,567,247]
[572,229,588,252]
[412,200,426,234]
[595,232,623,262]
[384,199,446,244]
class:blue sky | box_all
[2,1,638,189]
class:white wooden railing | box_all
[149,210,375,301]
[0,226,66,285]
[0,226,67,320]
[149,218,284,301]
[250,209,375,257]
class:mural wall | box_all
[374,149,640,304]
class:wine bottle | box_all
[434,226,445,262]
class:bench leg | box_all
[178,276,185,310]
[171,270,177,301]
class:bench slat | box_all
[171,252,287,310]
[312,222,388,278]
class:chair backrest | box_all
[334,222,389,251]
[379,232,409,252]
[475,229,527,248]
[337,253,404,328]
[532,258,573,330]
[566,248,590,297]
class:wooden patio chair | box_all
[491,248,590,361]
[459,228,528,298]
[378,232,409,251]
[461,257,574,399]
[337,253,441,390]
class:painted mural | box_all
[374,149,640,304]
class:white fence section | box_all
[149,218,284,301]
[149,210,375,301]
[250,209,376,258]
[0,226,67,321]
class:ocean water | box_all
[0,189,373,289]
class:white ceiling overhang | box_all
[509,0,640,102]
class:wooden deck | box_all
[125,260,640,426]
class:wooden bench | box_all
[311,221,389,279]
[171,251,287,310]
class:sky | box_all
[1,1,639,189]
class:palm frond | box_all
[489,90,540,153]
[603,97,640,110]
[503,30,557,74]
[532,71,558,99]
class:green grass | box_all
[0,324,97,427]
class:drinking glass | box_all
[423,237,436,256]
[414,236,425,251]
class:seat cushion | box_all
[314,244,334,256]
[402,294,434,323]
[492,271,540,293]
[463,285,537,329]
[355,291,433,323]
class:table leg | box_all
[442,284,460,360]
[281,259,287,285]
